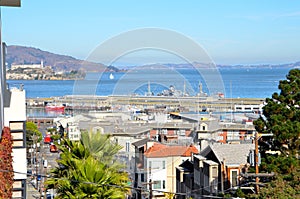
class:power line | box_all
[0,168,217,197]
[0,167,255,198]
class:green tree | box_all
[257,171,300,199]
[46,131,128,198]
[80,131,122,165]
[253,69,300,198]
[254,69,300,156]
[26,121,42,147]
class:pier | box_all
[26,95,264,113]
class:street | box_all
[26,131,60,199]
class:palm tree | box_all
[46,131,129,198]
[80,131,122,164]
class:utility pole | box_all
[255,132,259,194]
[149,179,153,199]
[241,132,275,194]
[32,134,39,190]
[142,178,157,199]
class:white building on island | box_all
[11,60,44,70]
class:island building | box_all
[10,60,44,70]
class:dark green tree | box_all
[254,69,300,157]
[253,69,300,198]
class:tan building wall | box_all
[166,156,185,194]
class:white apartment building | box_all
[4,86,27,198]
[1,43,27,198]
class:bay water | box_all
[8,67,292,99]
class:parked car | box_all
[43,160,48,168]
[49,144,58,153]
[44,134,52,144]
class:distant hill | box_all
[120,62,300,70]
[6,45,119,72]
[6,45,300,71]
[164,62,300,69]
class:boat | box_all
[109,73,114,80]
[45,104,65,112]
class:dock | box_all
[26,95,264,113]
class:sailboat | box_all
[109,73,114,80]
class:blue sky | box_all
[2,0,300,65]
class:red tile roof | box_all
[144,143,198,158]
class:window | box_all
[161,129,167,135]
[212,166,218,178]
[149,161,152,174]
[227,131,240,140]
[126,141,130,152]
[141,173,144,182]
[153,180,161,189]
[231,170,238,187]
[182,130,186,136]
[211,166,218,193]
[162,180,165,189]
[162,161,165,169]
[200,123,207,131]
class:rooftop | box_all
[144,142,198,158]
[200,143,254,165]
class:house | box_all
[193,155,219,196]
[143,143,198,198]
[149,122,194,145]
[54,116,81,141]
[218,122,255,144]
[176,143,254,197]
[170,112,256,149]
[194,143,254,196]
[131,138,152,199]
[176,160,194,198]
[112,125,151,179]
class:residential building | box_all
[193,155,219,196]
[170,112,256,149]
[1,43,27,198]
[176,160,194,198]
[54,116,81,141]
[176,143,254,197]
[143,143,198,198]
[194,143,253,196]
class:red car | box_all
[44,134,52,144]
